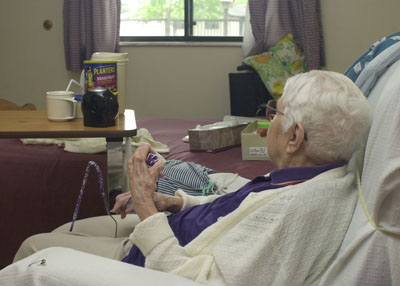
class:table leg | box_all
[123,136,132,192]
[106,138,124,195]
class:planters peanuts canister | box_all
[84,60,118,96]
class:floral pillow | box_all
[243,52,290,98]
[269,33,307,75]
[243,33,306,99]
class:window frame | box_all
[119,0,244,43]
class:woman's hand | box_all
[128,144,165,221]
[153,192,183,214]
[111,192,133,219]
[112,144,183,219]
[112,191,184,219]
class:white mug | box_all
[46,91,76,121]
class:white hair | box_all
[280,70,372,163]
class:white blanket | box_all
[133,166,358,285]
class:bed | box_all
[0,117,275,267]
[137,117,274,179]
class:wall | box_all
[0,1,75,110]
[119,44,242,119]
[0,0,399,119]
[321,0,400,72]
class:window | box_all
[120,0,246,42]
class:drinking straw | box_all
[66,79,83,93]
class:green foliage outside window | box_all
[122,0,247,20]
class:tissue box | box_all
[189,123,248,153]
[241,121,271,160]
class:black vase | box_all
[82,87,119,127]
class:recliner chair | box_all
[320,43,400,285]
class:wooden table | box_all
[0,109,137,193]
[0,109,137,139]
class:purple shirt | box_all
[122,161,346,266]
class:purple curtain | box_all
[247,0,325,70]
[248,0,268,56]
[63,0,121,71]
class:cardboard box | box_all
[189,123,248,153]
[241,121,271,160]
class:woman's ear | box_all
[286,123,306,154]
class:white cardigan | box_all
[131,166,358,286]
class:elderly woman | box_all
[11,70,372,286]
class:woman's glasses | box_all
[266,101,308,141]
[266,100,285,121]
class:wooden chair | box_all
[0,98,36,110]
